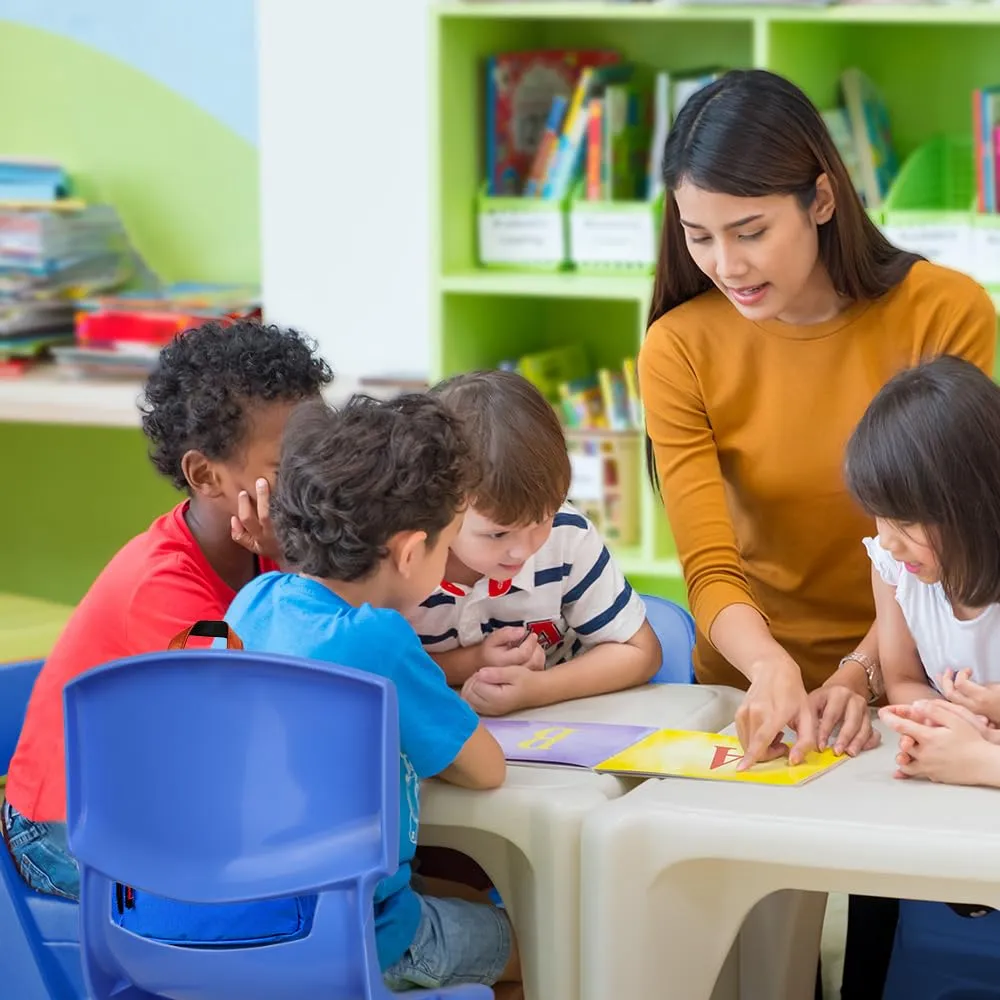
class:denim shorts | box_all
[383,891,513,991]
[1,800,80,901]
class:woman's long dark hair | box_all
[644,69,920,489]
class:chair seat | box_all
[23,884,82,943]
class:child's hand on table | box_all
[880,700,998,784]
[937,669,1000,726]
[231,478,281,562]
[461,666,538,716]
[481,627,546,672]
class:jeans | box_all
[1,799,79,900]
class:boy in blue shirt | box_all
[227,394,521,997]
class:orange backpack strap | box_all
[167,620,244,651]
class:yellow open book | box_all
[484,720,846,786]
[595,729,845,786]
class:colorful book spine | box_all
[542,67,597,200]
[622,357,641,428]
[603,84,632,201]
[586,99,604,201]
[647,72,671,203]
[983,89,995,214]
[974,89,986,214]
[993,124,1000,215]
[597,368,630,430]
[525,95,568,197]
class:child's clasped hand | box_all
[480,627,546,672]
[461,628,546,716]
[462,666,538,716]
[937,668,1000,724]
[880,700,998,784]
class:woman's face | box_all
[673,177,836,324]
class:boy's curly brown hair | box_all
[271,394,478,580]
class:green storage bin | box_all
[476,183,569,271]
[569,185,663,275]
[880,136,974,274]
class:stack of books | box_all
[0,201,134,375]
[53,283,261,380]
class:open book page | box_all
[596,730,846,786]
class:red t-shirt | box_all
[6,502,276,823]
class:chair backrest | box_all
[641,594,696,684]
[0,658,43,776]
[65,649,406,1000]
[65,649,399,904]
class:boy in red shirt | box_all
[2,319,331,899]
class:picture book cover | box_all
[841,67,899,209]
[484,719,657,768]
[595,730,845,786]
[485,50,619,196]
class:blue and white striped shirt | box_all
[407,503,647,667]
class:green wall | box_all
[0,21,258,282]
[1,424,179,604]
[0,20,257,607]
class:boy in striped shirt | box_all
[407,370,661,716]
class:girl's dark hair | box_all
[644,69,921,488]
[845,355,1000,608]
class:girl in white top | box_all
[845,355,1000,787]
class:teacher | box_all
[639,69,995,766]
[638,68,996,997]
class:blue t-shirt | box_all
[227,573,478,970]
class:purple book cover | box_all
[483,719,657,768]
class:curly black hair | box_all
[140,320,332,491]
[272,394,478,581]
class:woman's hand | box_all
[735,656,815,769]
[809,666,881,757]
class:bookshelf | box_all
[429,1,1000,602]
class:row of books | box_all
[499,345,643,543]
[486,51,901,212]
[499,344,641,431]
[820,68,899,210]
[485,49,722,202]
[51,283,262,380]
[974,87,1000,214]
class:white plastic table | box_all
[419,682,742,1000]
[580,719,1000,1000]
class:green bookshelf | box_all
[429,1,1000,602]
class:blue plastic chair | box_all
[64,648,493,1000]
[0,658,85,999]
[641,594,696,684]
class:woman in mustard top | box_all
[639,70,995,996]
